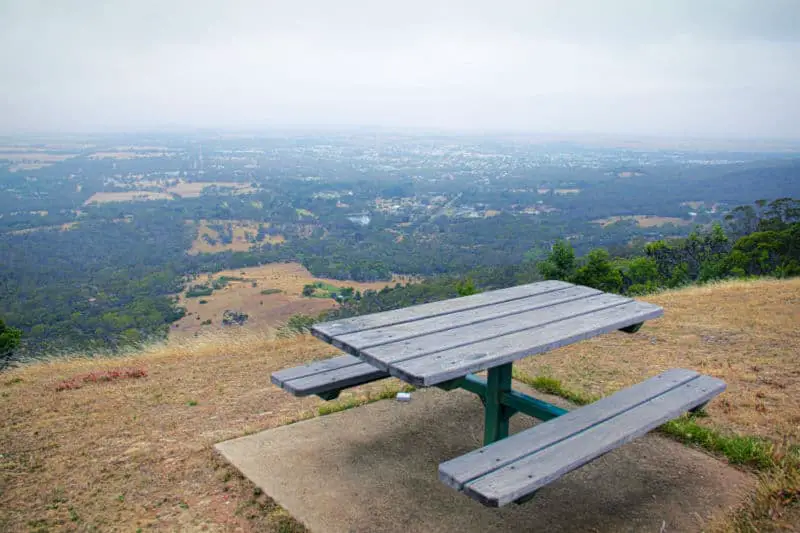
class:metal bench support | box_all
[437,363,568,445]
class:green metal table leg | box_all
[484,363,514,445]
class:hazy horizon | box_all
[2,0,799,139]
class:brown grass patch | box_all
[515,278,800,443]
[8,163,52,172]
[593,215,692,228]
[171,262,398,338]
[168,182,257,198]
[188,220,284,255]
[88,151,175,160]
[617,171,644,177]
[0,330,389,531]
[84,191,174,205]
[5,222,78,236]
[0,152,74,162]
[682,201,705,210]
[484,209,501,217]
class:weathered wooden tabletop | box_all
[312,281,663,387]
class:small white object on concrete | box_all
[396,392,412,402]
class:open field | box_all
[0,152,76,162]
[171,262,399,338]
[1,151,76,171]
[554,188,581,195]
[5,222,78,236]
[188,220,285,254]
[88,151,175,159]
[1,278,797,531]
[84,191,175,204]
[168,182,257,198]
[593,215,693,228]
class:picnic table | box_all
[271,280,725,507]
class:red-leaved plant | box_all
[55,368,148,392]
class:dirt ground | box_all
[1,279,798,531]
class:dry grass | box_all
[168,182,257,198]
[8,163,52,172]
[84,191,175,205]
[171,263,398,338]
[617,171,644,178]
[0,330,404,532]
[682,201,705,210]
[593,215,693,228]
[2,278,798,531]
[5,222,78,236]
[88,151,175,160]
[188,220,284,255]
[0,152,74,162]
[515,278,800,443]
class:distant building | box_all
[347,213,371,226]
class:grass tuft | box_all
[315,383,415,417]
[513,367,800,531]
[512,370,596,406]
[661,416,776,470]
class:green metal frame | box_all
[437,363,569,445]
[434,321,646,445]
[315,323,647,444]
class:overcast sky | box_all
[1,0,799,138]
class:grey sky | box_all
[1,0,799,138]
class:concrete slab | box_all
[216,387,754,533]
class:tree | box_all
[572,249,623,293]
[456,277,477,296]
[625,256,661,295]
[222,310,248,326]
[538,240,576,281]
[302,284,315,297]
[0,319,22,370]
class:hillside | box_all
[1,278,799,531]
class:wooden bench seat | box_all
[439,368,726,507]
[270,354,389,399]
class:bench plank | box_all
[391,300,663,386]
[333,285,602,352]
[439,368,701,490]
[312,280,572,341]
[271,355,388,397]
[270,354,362,384]
[460,374,726,507]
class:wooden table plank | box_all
[463,374,726,506]
[359,293,631,371]
[332,285,601,353]
[312,280,572,342]
[277,362,389,397]
[270,354,362,383]
[438,368,700,490]
[391,301,663,386]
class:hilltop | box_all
[1,278,799,531]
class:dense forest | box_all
[300,198,800,330]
